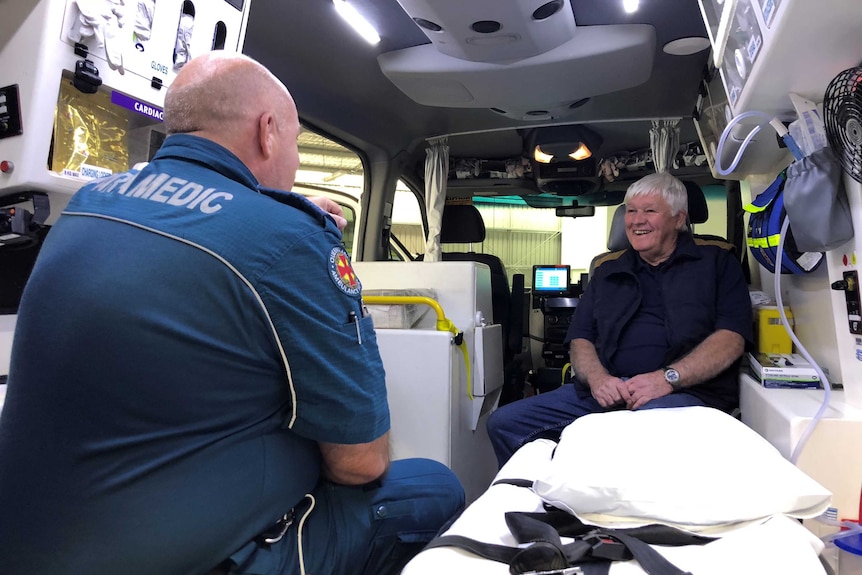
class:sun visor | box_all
[377,24,655,116]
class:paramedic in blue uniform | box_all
[488,171,753,466]
[0,53,464,575]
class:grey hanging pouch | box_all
[783,146,854,252]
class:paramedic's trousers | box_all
[487,383,705,467]
[225,458,464,575]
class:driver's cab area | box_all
[529,264,582,395]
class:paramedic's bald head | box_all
[164,52,301,191]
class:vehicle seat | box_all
[422,204,511,332]
[588,204,628,277]
[683,180,734,250]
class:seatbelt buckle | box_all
[583,533,632,562]
[257,510,295,545]
[519,567,583,575]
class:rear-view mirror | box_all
[555,205,596,218]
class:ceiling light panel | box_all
[378,24,655,111]
[534,146,554,163]
[333,0,381,45]
[394,0,576,63]
[569,143,592,160]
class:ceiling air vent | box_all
[533,0,564,21]
[413,17,442,32]
[394,0,576,62]
[380,0,655,117]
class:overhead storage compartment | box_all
[694,0,862,179]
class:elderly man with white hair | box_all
[488,171,753,466]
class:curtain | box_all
[650,119,680,173]
[424,136,449,262]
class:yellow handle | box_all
[562,363,572,385]
[363,295,474,399]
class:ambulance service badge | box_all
[328,246,361,297]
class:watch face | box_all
[664,368,680,383]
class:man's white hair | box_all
[624,172,688,215]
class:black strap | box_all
[606,532,692,575]
[424,535,604,574]
[425,508,707,575]
[424,534,522,564]
[506,508,711,547]
[494,477,535,488]
[492,480,711,546]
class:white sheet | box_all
[403,437,828,575]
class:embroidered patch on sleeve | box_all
[328,246,361,297]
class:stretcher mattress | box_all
[403,407,831,575]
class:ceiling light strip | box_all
[333,0,381,45]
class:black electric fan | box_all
[823,66,862,183]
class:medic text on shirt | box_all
[90,171,233,214]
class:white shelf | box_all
[740,372,862,528]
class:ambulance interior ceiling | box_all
[243,0,724,199]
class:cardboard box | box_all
[747,352,822,389]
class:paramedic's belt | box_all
[255,509,295,545]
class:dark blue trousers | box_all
[228,458,464,575]
[487,383,705,467]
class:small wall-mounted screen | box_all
[532,265,570,297]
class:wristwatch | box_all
[663,366,682,391]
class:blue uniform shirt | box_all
[0,135,389,574]
[611,259,671,376]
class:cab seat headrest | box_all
[441,204,486,244]
[683,180,708,225]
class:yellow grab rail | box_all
[363,295,474,399]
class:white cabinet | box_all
[354,261,504,503]
[740,373,862,536]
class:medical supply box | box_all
[747,352,821,389]
[754,305,794,354]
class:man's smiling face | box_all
[624,193,687,266]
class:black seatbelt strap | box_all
[423,534,604,575]
[424,489,711,575]
[494,478,534,488]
